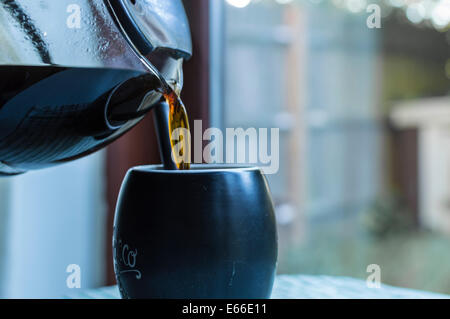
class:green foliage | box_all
[361,194,416,238]
[383,56,450,113]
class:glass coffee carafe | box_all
[0,0,192,175]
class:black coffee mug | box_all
[113,164,278,299]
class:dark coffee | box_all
[0,65,161,175]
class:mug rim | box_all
[130,164,262,174]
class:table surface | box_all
[66,275,449,299]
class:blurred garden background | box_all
[222,0,450,293]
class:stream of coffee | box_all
[162,89,191,170]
